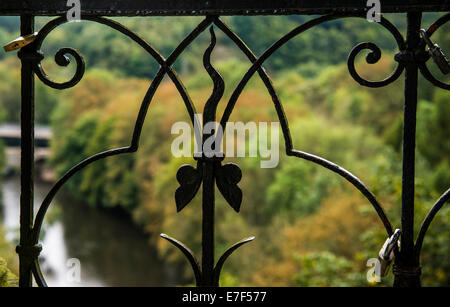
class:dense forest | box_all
[0,13,449,286]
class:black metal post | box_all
[17,14,35,288]
[201,160,215,286]
[394,11,422,288]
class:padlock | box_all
[420,29,450,75]
[378,228,401,277]
[3,32,38,52]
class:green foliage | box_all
[292,252,366,287]
[46,63,449,286]
[0,59,19,122]
[0,58,60,124]
[51,112,100,192]
[187,58,254,96]
[80,117,115,206]
[36,84,60,124]
[420,205,450,286]
[267,160,334,218]
[432,161,450,194]
[0,16,19,33]
[417,91,450,170]
[0,13,419,80]
[0,225,18,287]
[0,257,17,287]
[0,14,449,287]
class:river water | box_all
[0,175,182,287]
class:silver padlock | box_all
[378,229,401,277]
[420,29,450,75]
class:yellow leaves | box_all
[282,190,379,258]
[436,269,446,281]
[355,54,397,82]
[255,191,384,285]
[251,260,297,287]
[68,75,112,115]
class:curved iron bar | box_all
[288,150,393,234]
[31,16,164,89]
[34,47,85,90]
[160,234,202,286]
[418,13,450,90]
[415,189,450,256]
[213,17,293,151]
[164,16,217,130]
[33,16,212,241]
[213,236,255,286]
[203,26,224,124]
[427,13,450,36]
[33,16,166,64]
[130,16,214,147]
[218,13,403,235]
[412,13,450,259]
[214,18,392,232]
[419,63,450,90]
[348,42,404,88]
[33,147,130,243]
[33,15,205,129]
[170,26,252,286]
[348,16,406,88]
[27,12,414,285]
[220,13,405,126]
[30,16,213,285]
[31,260,48,287]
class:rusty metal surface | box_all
[0,0,450,16]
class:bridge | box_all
[0,122,51,148]
[0,123,53,181]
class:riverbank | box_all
[0,175,184,286]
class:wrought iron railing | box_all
[0,1,449,287]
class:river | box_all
[0,175,183,287]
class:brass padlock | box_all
[378,229,401,277]
[3,32,38,52]
[420,29,450,75]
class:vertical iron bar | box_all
[18,14,36,288]
[200,26,221,286]
[394,11,422,288]
[17,14,35,288]
[201,160,215,286]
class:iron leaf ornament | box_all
[167,26,251,286]
[175,163,202,212]
[216,163,243,212]
[174,26,243,213]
